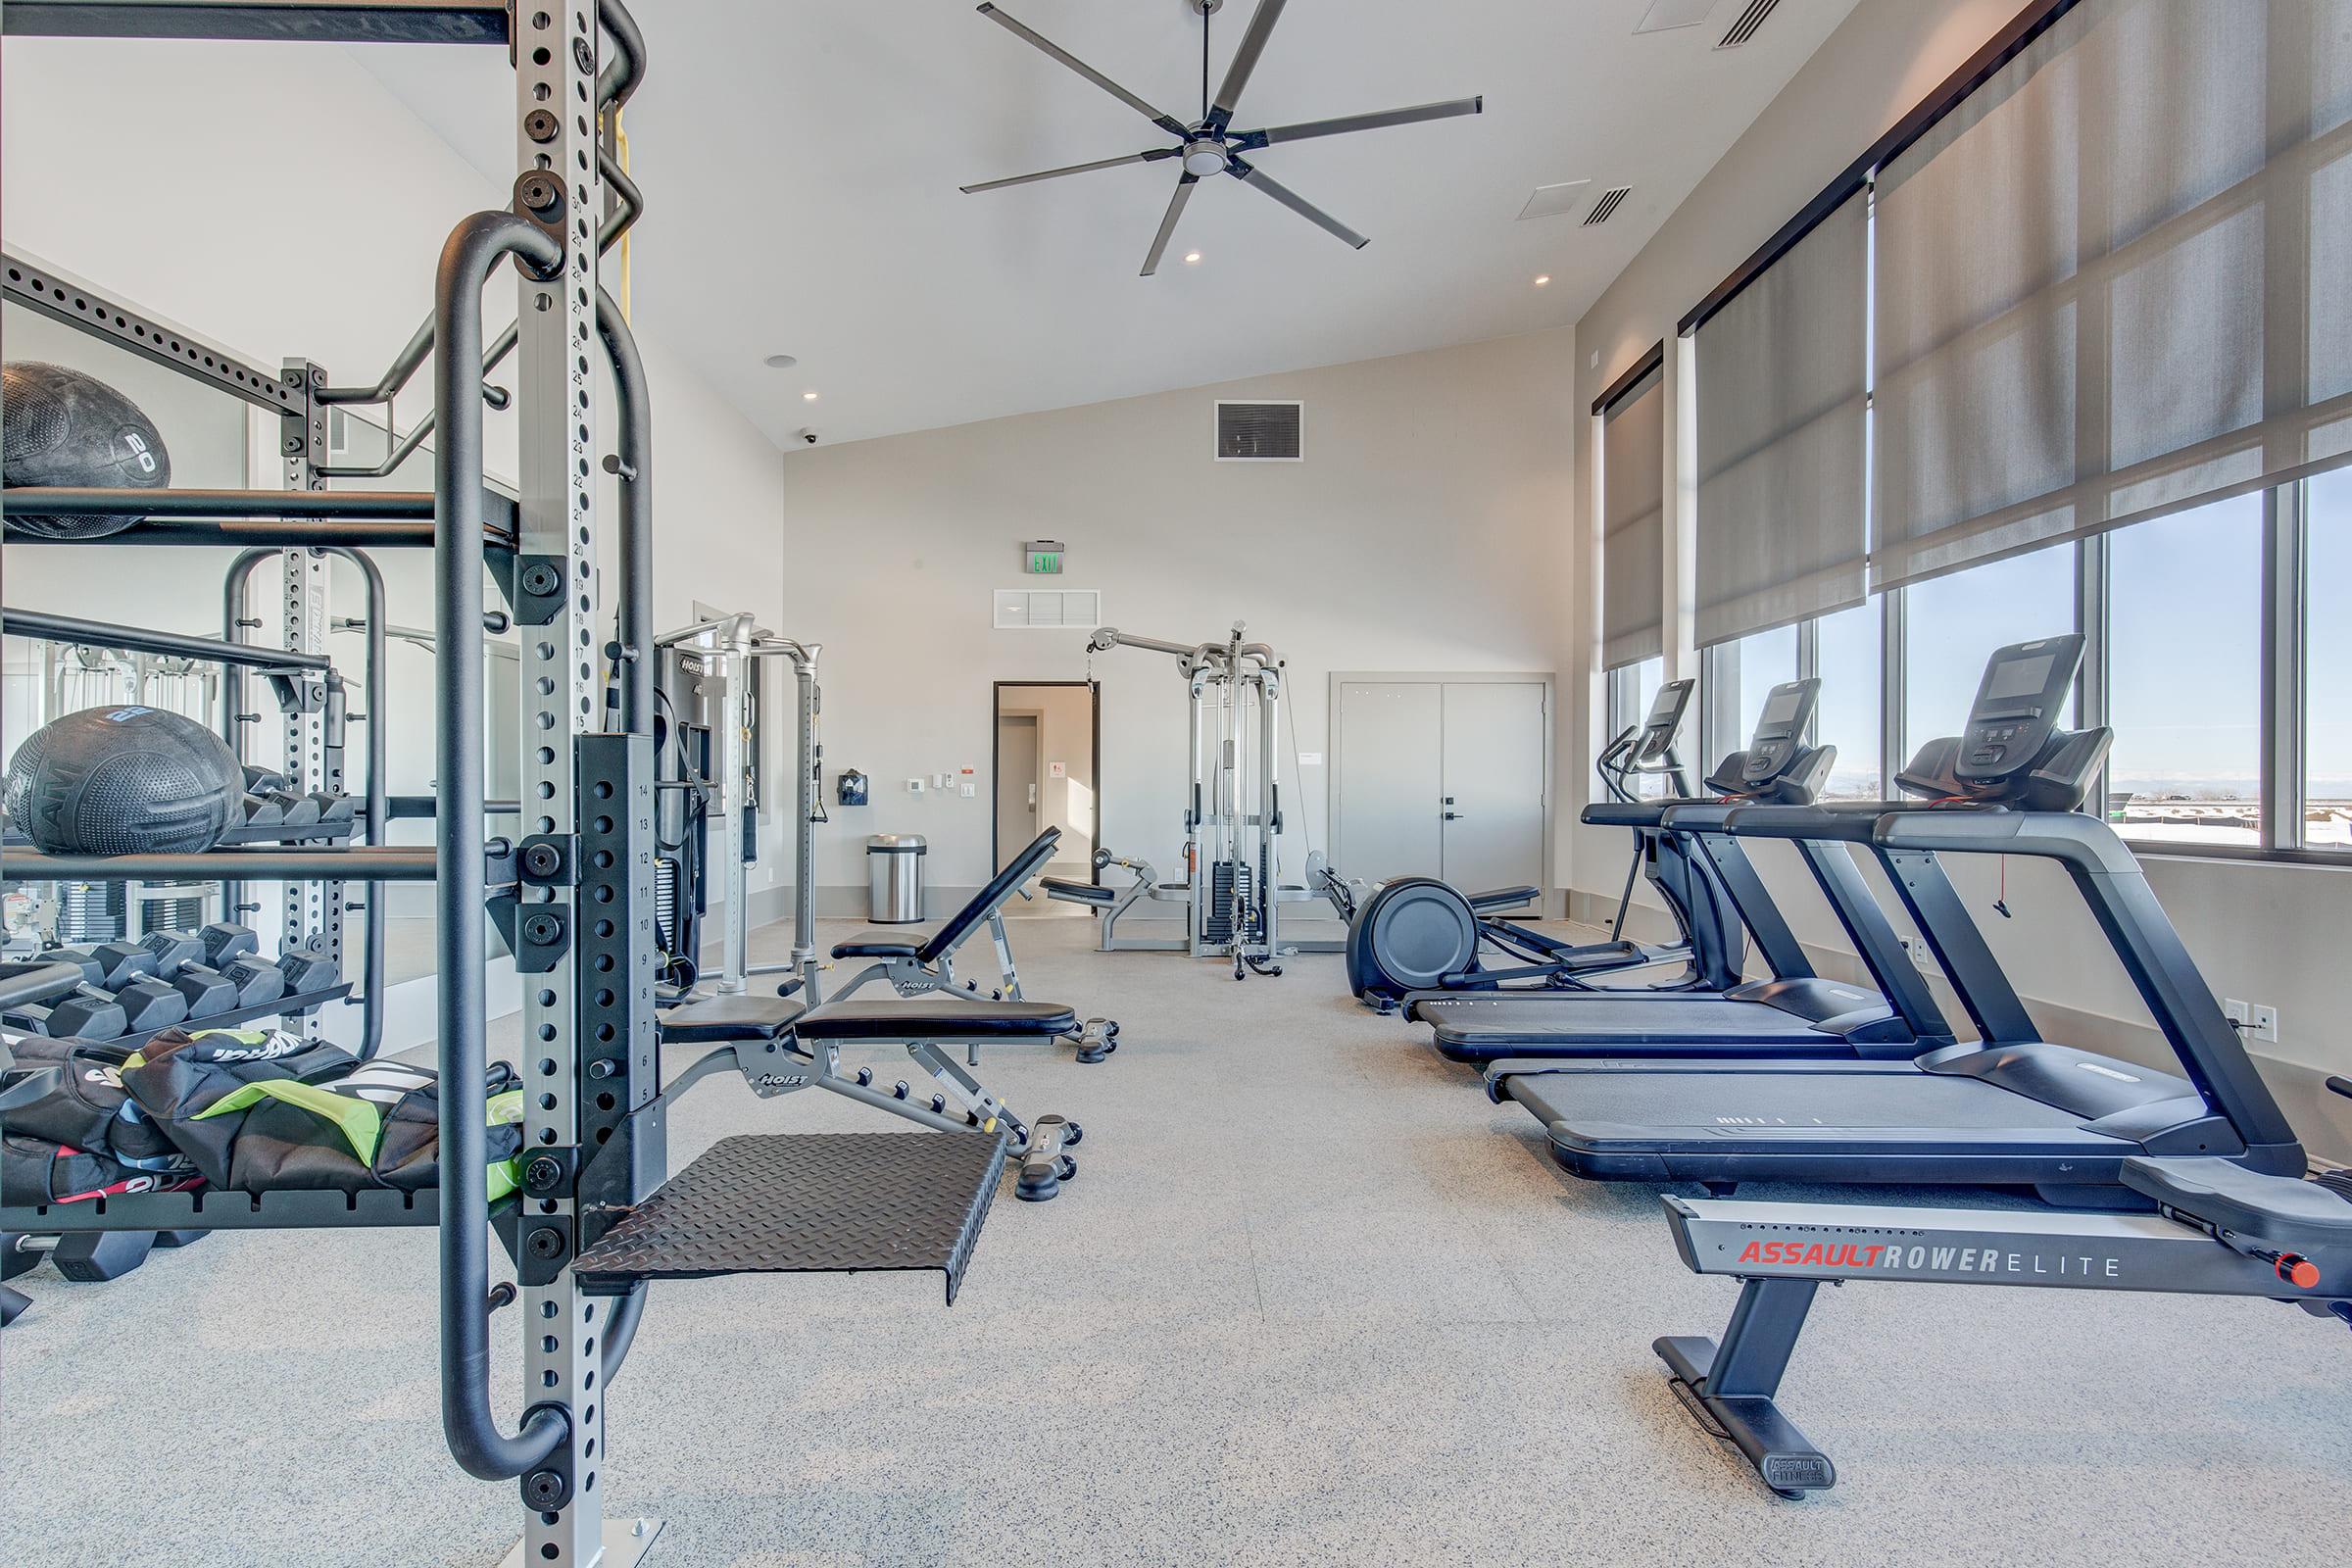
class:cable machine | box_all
[1070,621,1328,978]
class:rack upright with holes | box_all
[0,3,666,1561]
[1,7,1004,1566]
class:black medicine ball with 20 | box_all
[3,706,243,855]
[2,361,172,539]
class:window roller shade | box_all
[1601,366,1666,669]
[1872,0,2352,590]
[1692,192,1868,648]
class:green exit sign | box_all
[1024,540,1065,574]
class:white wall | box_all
[3,37,789,1047]
[779,328,1577,906]
[1561,0,2352,1158]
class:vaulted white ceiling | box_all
[358,0,1859,448]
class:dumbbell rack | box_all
[0,601,380,1053]
[3,8,1004,1568]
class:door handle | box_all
[1444,810,1466,821]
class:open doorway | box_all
[993,681,1100,896]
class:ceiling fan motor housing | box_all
[1183,140,1229,175]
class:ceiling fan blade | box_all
[1228,157,1367,250]
[961,148,1174,194]
[1141,172,1200,277]
[1240,96,1484,149]
[1206,0,1289,131]
[976,3,1191,139]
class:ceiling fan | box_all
[961,0,1484,275]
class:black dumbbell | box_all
[199,923,261,966]
[271,951,339,996]
[263,791,321,828]
[137,931,205,975]
[199,957,288,1013]
[47,943,155,991]
[51,973,185,1038]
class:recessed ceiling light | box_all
[1534,274,1551,287]
[763,353,799,369]
[802,390,819,402]
[1184,251,1202,265]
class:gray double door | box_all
[1335,679,1547,895]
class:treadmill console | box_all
[1630,679,1695,766]
[1955,634,2083,786]
[1740,679,1820,787]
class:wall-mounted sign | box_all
[1024,539,1066,574]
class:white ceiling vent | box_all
[1584,186,1632,225]
[1717,0,1783,48]
[1517,179,1593,220]
[1215,401,1304,462]
[1634,0,1720,33]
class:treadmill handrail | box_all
[1720,800,1964,845]
[1875,809,2303,1165]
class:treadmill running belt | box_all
[1492,1062,2154,1191]
[1421,995,1835,1061]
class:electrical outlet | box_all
[959,782,975,798]
[1899,936,1938,976]
[2250,1004,2279,1045]
[2225,999,2252,1031]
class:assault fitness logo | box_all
[1737,1236,2124,1280]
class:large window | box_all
[1604,657,1670,797]
[1901,543,2076,758]
[2105,495,2264,848]
[1701,624,1796,768]
[2306,472,2352,850]
[1811,601,1882,801]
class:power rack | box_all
[0,6,1004,1564]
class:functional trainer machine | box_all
[1652,1091,2352,1495]
[1048,621,1337,977]
[650,612,823,1001]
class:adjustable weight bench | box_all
[662,995,1087,1201]
[655,825,1117,1062]
[826,825,1118,1062]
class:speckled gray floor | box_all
[4,913,2348,1567]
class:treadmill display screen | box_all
[1757,688,1803,731]
[1984,654,2056,703]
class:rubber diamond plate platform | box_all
[573,1131,1005,1301]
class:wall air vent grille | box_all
[994,588,1102,631]
[1585,186,1631,225]
[1718,0,1782,48]
[1214,400,1304,461]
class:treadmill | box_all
[1487,636,2308,1207]
[1415,679,1954,1063]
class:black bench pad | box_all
[1042,877,1114,906]
[793,999,1077,1040]
[833,941,921,959]
[658,994,806,1044]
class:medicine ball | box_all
[2,362,172,540]
[3,706,242,856]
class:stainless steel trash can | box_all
[866,833,926,923]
